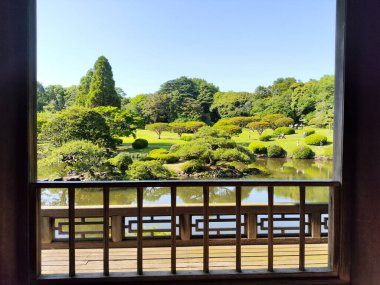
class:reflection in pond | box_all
[41,158,332,206]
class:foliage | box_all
[180,134,193,141]
[39,107,117,148]
[169,121,205,136]
[305,134,328,146]
[267,145,287,158]
[108,152,133,174]
[262,114,293,129]
[274,117,294,128]
[127,160,171,180]
[304,129,315,136]
[85,56,121,108]
[246,121,271,135]
[38,140,108,178]
[259,134,273,141]
[145,123,169,139]
[94,106,142,137]
[249,142,267,155]
[273,127,295,136]
[210,92,252,118]
[181,160,209,174]
[292,146,315,159]
[132,138,149,149]
[218,116,260,127]
[141,92,172,123]
[212,124,242,136]
[148,149,179,163]
[211,148,251,163]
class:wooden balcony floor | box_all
[41,243,328,275]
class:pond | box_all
[41,158,332,206]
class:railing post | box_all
[111,216,123,242]
[180,214,191,241]
[246,212,257,240]
[40,217,54,244]
[311,212,322,238]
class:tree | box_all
[159,76,198,99]
[94,106,142,137]
[169,122,189,137]
[39,107,117,148]
[64,85,79,108]
[142,93,171,123]
[210,92,252,118]
[246,121,271,135]
[213,124,242,136]
[86,56,121,108]
[36,81,47,111]
[39,85,66,112]
[38,140,108,178]
[192,78,219,122]
[145,123,169,139]
[75,69,93,106]
[123,94,149,122]
[262,114,289,129]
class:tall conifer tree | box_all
[86,56,121,108]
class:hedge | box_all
[304,134,327,146]
[267,145,287,158]
[292,146,315,159]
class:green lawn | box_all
[119,127,333,157]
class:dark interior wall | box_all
[344,0,380,284]
[0,0,30,285]
[1,0,380,284]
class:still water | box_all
[41,158,332,206]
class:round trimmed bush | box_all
[132,138,148,149]
[181,160,209,174]
[292,146,315,159]
[267,145,287,158]
[305,134,327,146]
[108,152,133,173]
[304,129,315,136]
[273,127,295,136]
[149,148,179,164]
[211,148,251,163]
[169,144,181,152]
[259,134,273,141]
[249,142,267,155]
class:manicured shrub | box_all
[180,134,192,141]
[292,146,315,159]
[259,134,273,141]
[132,138,148,149]
[149,148,179,164]
[169,144,181,152]
[304,129,315,136]
[211,148,251,163]
[127,160,171,180]
[273,127,295,136]
[181,160,209,174]
[213,124,242,136]
[248,142,267,155]
[267,145,287,158]
[108,152,133,173]
[305,134,327,146]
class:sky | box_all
[37,0,336,97]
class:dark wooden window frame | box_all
[25,0,350,284]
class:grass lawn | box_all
[233,128,333,157]
[119,130,191,154]
[119,127,333,157]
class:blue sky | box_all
[37,0,336,97]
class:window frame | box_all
[27,0,349,284]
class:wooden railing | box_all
[33,180,341,278]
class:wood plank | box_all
[41,244,328,275]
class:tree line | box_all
[37,56,334,128]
